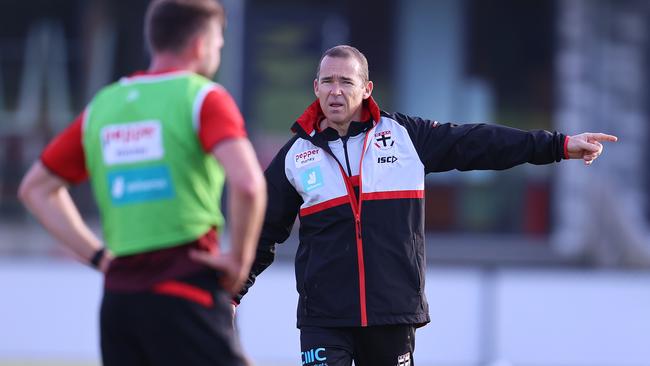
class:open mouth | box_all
[329,103,344,108]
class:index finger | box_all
[588,133,618,142]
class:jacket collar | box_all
[319,121,372,141]
[291,96,381,137]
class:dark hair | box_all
[145,0,225,54]
[316,45,369,83]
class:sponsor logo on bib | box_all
[108,165,174,205]
[101,120,163,165]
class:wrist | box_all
[231,249,253,267]
[89,247,106,269]
[563,135,570,159]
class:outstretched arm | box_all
[565,132,618,165]
[392,112,617,171]
[394,112,567,172]
[18,162,111,271]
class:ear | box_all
[188,32,206,60]
[313,78,319,97]
[362,80,374,99]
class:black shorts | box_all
[300,324,415,366]
[100,271,247,366]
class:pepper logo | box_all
[101,120,163,165]
[295,148,322,168]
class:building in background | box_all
[0,0,647,262]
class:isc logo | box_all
[377,156,398,164]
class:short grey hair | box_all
[315,45,369,83]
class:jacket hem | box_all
[297,313,430,328]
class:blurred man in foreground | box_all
[19,0,266,365]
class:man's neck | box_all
[320,107,364,137]
[320,119,351,137]
[149,53,198,74]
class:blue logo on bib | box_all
[108,165,174,205]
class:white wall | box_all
[1,260,649,366]
[0,260,102,362]
[495,271,650,366]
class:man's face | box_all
[314,56,372,125]
[197,19,224,78]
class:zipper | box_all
[319,125,374,327]
[342,136,353,176]
[411,233,423,295]
[411,234,425,312]
[356,130,371,326]
[337,129,372,327]
[354,212,367,326]
[356,217,362,239]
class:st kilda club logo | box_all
[374,130,395,150]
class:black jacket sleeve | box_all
[388,112,566,173]
[234,136,302,304]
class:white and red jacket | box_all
[237,97,568,328]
